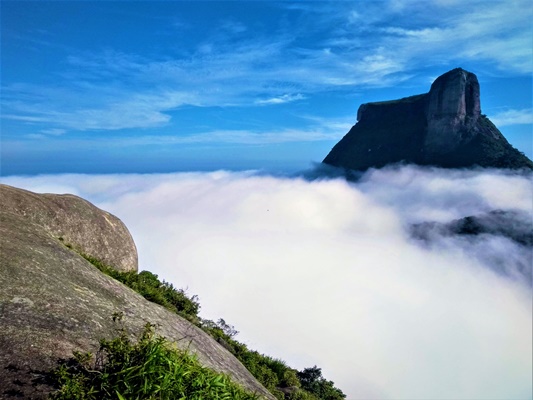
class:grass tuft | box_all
[50,322,260,400]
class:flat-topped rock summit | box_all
[323,68,533,171]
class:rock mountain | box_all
[323,68,533,171]
[0,184,275,400]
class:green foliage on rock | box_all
[200,319,346,400]
[298,366,346,400]
[80,253,346,400]
[82,254,200,322]
[50,322,260,400]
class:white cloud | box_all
[346,0,532,74]
[2,89,196,131]
[255,93,305,105]
[381,26,445,39]
[489,108,533,127]
[377,2,531,73]
[2,166,531,400]
[12,127,341,148]
[168,128,339,144]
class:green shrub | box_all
[81,254,200,322]
[282,369,301,388]
[198,318,345,399]
[50,323,259,400]
[297,366,345,400]
[76,251,345,400]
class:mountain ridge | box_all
[323,68,533,171]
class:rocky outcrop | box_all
[411,209,533,248]
[425,68,481,154]
[323,68,533,171]
[410,209,532,284]
[0,184,137,272]
[0,184,275,400]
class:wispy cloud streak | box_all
[490,108,533,127]
[2,0,531,133]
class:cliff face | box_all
[425,68,481,154]
[323,68,533,171]
[0,184,275,400]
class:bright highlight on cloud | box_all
[3,166,531,400]
[255,93,306,105]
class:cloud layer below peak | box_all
[2,165,531,400]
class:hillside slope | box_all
[0,184,275,400]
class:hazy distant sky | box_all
[1,0,532,175]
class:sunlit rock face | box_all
[323,68,533,171]
[0,184,138,272]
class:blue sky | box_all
[1,0,532,175]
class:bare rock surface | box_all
[0,184,137,272]
[0,184,275,400]
[426,68,481,153]
[323,68,533,171]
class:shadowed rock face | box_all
[426,69,481,153]
[323,68,533,171]
[0,184,275,400]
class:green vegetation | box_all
[201,319,345,400]
[50,321,259,400]
[74,251,345,400]
[472,115,533,169]
[83,254,200,323]
[298,367,347,400]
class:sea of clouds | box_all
[3,165,532,400]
